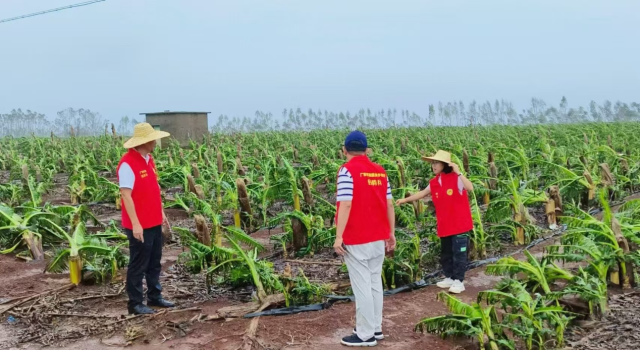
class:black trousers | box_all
[440,232,469,282]
[125,225,163,307]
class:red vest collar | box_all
[128,148,151,162]
[345,155,370,165]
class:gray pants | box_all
[344,240,385,341]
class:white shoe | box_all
[436,278,454,289]
[448,280,465,294]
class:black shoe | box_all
[147,298,175,308]
[128,304,155,315]
[353,328,384,340]
[341,334,377,347]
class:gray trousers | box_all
[344,240,385,341]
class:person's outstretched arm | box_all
[396,187,431,205]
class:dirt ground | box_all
[0,253,496,350]
[1,183,637,350]
[0,227,559,350]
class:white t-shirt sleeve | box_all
[118,162,135,189]
[336,167,353,202]
[336,168,393,201]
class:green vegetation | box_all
[1,119,640,347]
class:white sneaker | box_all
[448,280,465,294]
[436,278,454,289]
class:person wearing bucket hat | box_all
[396,150,474,294]
[334,130,396,347]
[117,123,174,315]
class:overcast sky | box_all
[1,0,638,123]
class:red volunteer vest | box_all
[116,149,163,230]
[430,172,474,238]
[335,156,391,245]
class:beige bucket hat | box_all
[123,123,171,149]
[421,150,452,163]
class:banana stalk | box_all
[69,255,83,285]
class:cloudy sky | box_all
[1,0,638,123]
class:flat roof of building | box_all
[140,111,211,115]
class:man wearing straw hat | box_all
[397,150,474,294]
[117,122,174,315]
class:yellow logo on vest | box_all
[446,189,453,196]
[140,170,148,178]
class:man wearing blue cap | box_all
[334,130,396,347]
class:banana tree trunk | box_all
[610,270,620,286]
[194,215,211,246]
[514,211,525,245]
[487,335,499,350]
[69,254,83,285]
[293,193,301,212]
[238,182,253,230]
[233,210,241,228]
[545,199,556,227]
[468,239,478,261]
[612,217,633,289]
[214,225,222,247]
[301,177,314,208]
[23,230,44,260]
[291,218,308,254]
[483,192,490,205]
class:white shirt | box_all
[336,167,393,202]
[118,154,150,189]
[426,175,465,194]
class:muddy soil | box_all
[565,292,640,350]
[0,225,559,350]
[41,174,70,205]
[2,180,638,349]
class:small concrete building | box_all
[141,111,210,147]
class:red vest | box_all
[335,156,391,245]
[430,173,474,238]
[116,149,163,230]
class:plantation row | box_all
[1,122,639,348]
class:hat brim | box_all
[123,130,171,149]
[421,156,451,163]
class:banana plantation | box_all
[1,121,639,349]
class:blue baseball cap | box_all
[344,130,368,151]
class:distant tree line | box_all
[211,97,640,133]
[0,108,139,138]
[2,97,639,137]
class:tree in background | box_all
[2,97,639,137]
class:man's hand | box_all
[162,210,171,227]
[132,223,144,243]
[449,162,461,175]
[395,198,406,206]
[333,237,346,256]
[385,235,396,253]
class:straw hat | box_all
[421,150,452,164]
[123,123,171,149]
